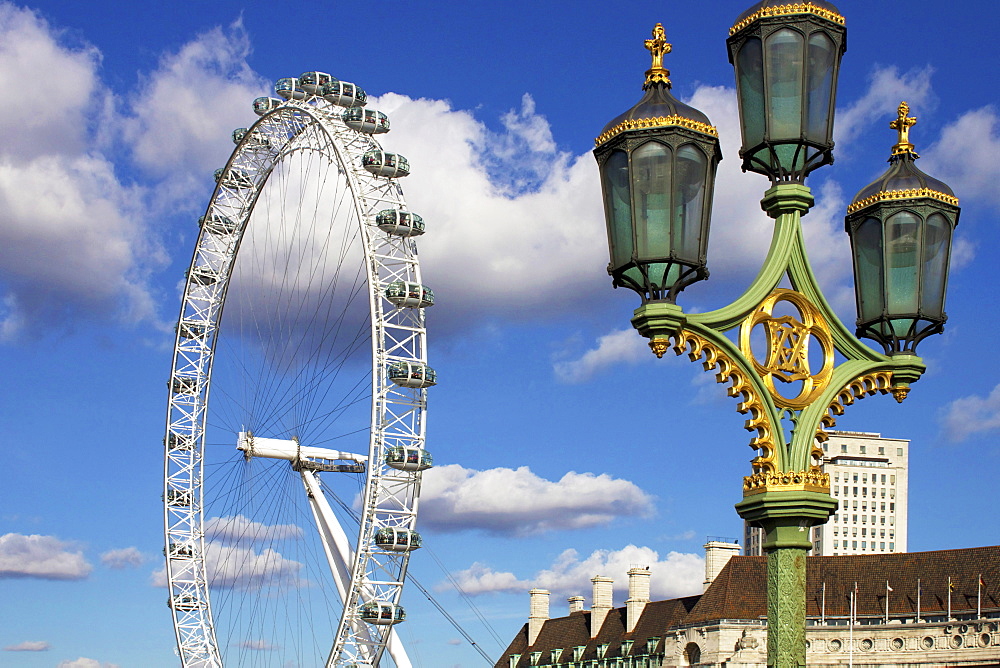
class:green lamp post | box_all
[595,10,959,668]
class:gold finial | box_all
[643,23,672,89]
[649,338,670,358]
[890,101,918,156]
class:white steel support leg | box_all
[301,470,411,668]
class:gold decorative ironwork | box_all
[643,23,672,88]
[729,2,845,35]
[594,115,719,146]
[671,329,777,475]
[739,289,834,410]
[814,370,894,444]
[743,469,831,496]
[890,101,918,156]
[846,187,959,213]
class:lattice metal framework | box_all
[163,92,429,666]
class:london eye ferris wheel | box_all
[163,70,434,667]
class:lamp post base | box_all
[736,490,838,668]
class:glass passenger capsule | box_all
[359,601,405,625]
[187,266,219,286]
[387,361,435,388]
[232,127,271,150]
[362,150,410,178]
[169,595,199,611]
[299,71,333,95]
[253,97,283,116]
[198,213,238,235]
[322,80,367,107]
[214,168,254,189]
[275,77,306,101]
[375,210,425,237]
[170,377,199,394]
[374,527,423,552]
[165,489,192,507]
[342,108,390,134]
[385,446,433,472]
[164,542,194,558]
[176,320,206,339]
[165,432,193,451]
[385,281,434,308]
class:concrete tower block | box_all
[528,588,550,646]
[590,576,614,638]
[703,540,741,591]
[626,566,651,632]
[568,595,586,614]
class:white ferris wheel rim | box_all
[163,87,430,667]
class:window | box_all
[890,475,896,484]
[862,528,867,537]
[889,542,895,550]
[853,501,858,509]
[881,474,886,484]
[881,489,886,498]
[897,448,903,456]
[890,503,895,512]
[881,517,886,525]
[834,540,839,548]
[862,541,867,549]
[890,530,895,538]
[853,541,858,548]
[878,447,885,455]
[881,503,886,511]
[860,446,867,454]
[854,487,859,495]
[836,472,841,481]
[890,517,895,526]
[880,542,886,550]
[842,444,848,453]
[852,514,858,523]
[573,646,585,661]
[854,474,859,482]
[823,443,828,451]
[863,487,868,496]
[863,473,868,483]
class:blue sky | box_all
[1,1,999,666]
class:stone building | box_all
[496,545,1000,667]
[746,431,909,557]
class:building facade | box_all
[745,431,908,556]
[497,546,1000,668]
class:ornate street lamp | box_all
[727,1,847,181]
[595,8,958,668]
[846,102,960,355]
[594,24,722,303]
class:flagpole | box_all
[916,578,921,623]
[979,574,983,619]
[948,576,953,621]
[885,580,890,625]
[850,584,856,668]
[821,581,826,625]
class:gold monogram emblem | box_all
[739,289,834,409]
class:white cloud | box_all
[56,659,119,668]
[835,66,934,149]
[0,533,91,580]
[100,547,143,569]
[553,328,657,383]
[151,541,303,590]
[205,515,304,543]
[419,464,654,536]
[4,640,50,651]
[124,19,269,208]
[940,383,1000,442]
[924,106,1000,208]
[445,545,703,600]
[237,639,279,651]
[368,93,608,328]
[0,4,162,340]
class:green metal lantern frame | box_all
[727,11,847,182]
[595,125,721,303]
[846,196,960,354]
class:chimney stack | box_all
[568,595,585,614]
[626,567,651,632]
[590,576,614,638]
[528,588,550,646]
[703,539,741,591]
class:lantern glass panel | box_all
[855,217,884,323]
[766,28,804,140]
[806,32,835,139]
[921,212,951,319]
[737,37,765,148]
[631,142,673,260]
[602,150,633,269]
[885,211,920,318]
[674,144,707,260]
